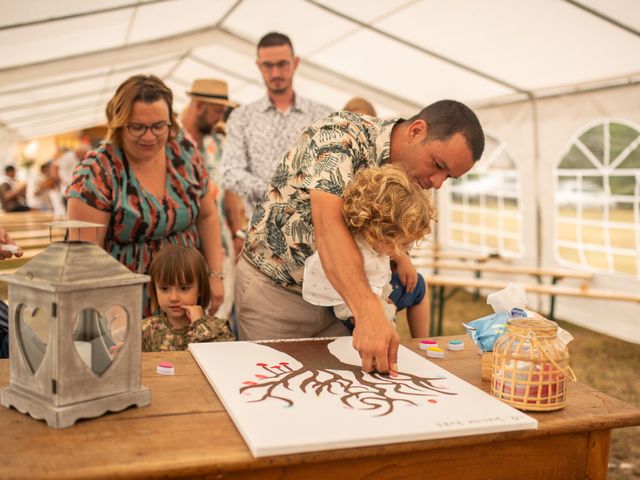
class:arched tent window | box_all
[554,119,640,278]
[446,134,523,257]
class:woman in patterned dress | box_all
[67,75,225,315]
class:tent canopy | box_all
[1,0,639,140]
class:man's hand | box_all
[352,296,400,376]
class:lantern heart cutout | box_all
[17,304,49,375]
[73,305,129,377]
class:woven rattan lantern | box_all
[0,221,150,428]
[491,317,576,411]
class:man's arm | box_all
[197,187,225,316]
[221,109,269,206]
[223,189,247,258]
[310,189,399,375]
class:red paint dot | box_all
[242,381,257,386]
[272,365,281,369]
[256,363,267,367]
[255,374,267,379]
[428,399,437,404]
[279,362,289,366]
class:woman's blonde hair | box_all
[105,74,179,147]
[148,244,211,312]
[343,164,436,252]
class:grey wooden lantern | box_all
[0,221,150,428]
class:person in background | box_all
[0,227,22,358]
[221,31,332,217]
[66,74,225,316]
[182,78,246,322]
[0,165,29,212]
[343,97,377,117]
[26,161,65,217]
[303,164,435,338]
[236,100,484,374]
[142,244,234,352]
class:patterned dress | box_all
[141,314,235,352]
[67,131,208,276]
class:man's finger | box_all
[374,349,390,373]
[388,335,400,377]
[361,355,376,373]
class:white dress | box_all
[302,237,396,321]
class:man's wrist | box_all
[209,271,225,280]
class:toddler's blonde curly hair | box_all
[343,164,436,253]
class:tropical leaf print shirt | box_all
[66,130,209,275]
[244,111,399,293]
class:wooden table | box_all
[1,336,639,479]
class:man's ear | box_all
[407,119,427,143]
[292,55,300,72]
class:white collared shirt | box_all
[221,95,332,213]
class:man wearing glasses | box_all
[221,32,331,218]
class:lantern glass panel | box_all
[16,304,49,374]
[72,305,128,376]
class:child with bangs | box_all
[303,164,435,338]
[142,244,235,352]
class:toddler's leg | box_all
[407,292,430,338]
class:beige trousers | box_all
[235,257,350,341]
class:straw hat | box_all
[187,79,235,107]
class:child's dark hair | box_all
[148,244,210,311]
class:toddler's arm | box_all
[391,251,417,293]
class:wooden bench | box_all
[422,273,640,336]
[412,249,499,263]
[414,259,593,320]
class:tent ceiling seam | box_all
[304,0,530,96]
[0,54,184,97]
[565,0,640,38]
[0,0,171,32]
[218,27,423,110]
[0,25,221,76]
[188,53,262,86]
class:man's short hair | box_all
[257,32,294,54]
[4,165,15,174]
[410,100,485,161]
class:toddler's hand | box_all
[183,305,204,324]
[394,252,417,293]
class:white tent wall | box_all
[536,84,640,342]
[0,0,638,340]
[437,84,640,343]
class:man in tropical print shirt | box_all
[236,100,485,376]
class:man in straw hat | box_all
[183,79,234,152]
[183,78,246,323]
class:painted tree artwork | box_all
[189,337,537,457]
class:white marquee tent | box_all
[1,0,639,341]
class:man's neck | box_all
[189,128,204,150]
[268,89,295,113]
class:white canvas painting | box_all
[189,337,537,457]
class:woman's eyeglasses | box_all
[125,121,171,137]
